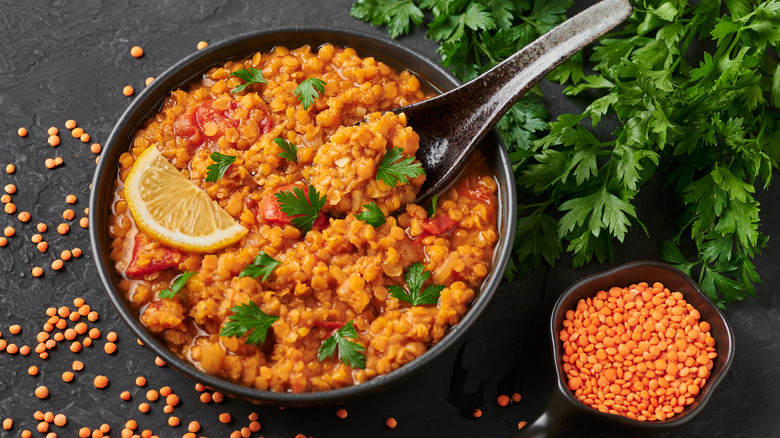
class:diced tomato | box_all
[312,321,345,329]
[458,179,496,221]
[125,233,183,277]
[421,215,458,235]
[173,100,244,149]
[259,184,329,230]
[259,115,274,134]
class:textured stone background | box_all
[0,0,777,437]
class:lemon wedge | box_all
[124,146,248,253]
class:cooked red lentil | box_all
[108,44,500,392]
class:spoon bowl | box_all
[514,261,735,437]
[402,0,633,203]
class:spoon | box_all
[512,261,735,437]
[397,0,634,203]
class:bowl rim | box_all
[547,260,735,429]
[89,26,517,405]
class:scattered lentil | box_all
[154,356,165,367]
[9,324,20,334]
[71,127,84,138]
[54,157,63,166]
[0,237,6,246]
[35,386,49,399]
[5,203,16,214]
[385,417,397,429]
[166,394,179,407]
[130,46,144,57]
[37,242,48,253]
[518,421,527,430]
[53,414,66,427]
[2,418,11,430]
[65,120,76,129]
[18,211,30,222]
[6,164,14,174]
[472,408,483,418]
[196,41,208,49]
[219,413,232,424]
[28,365,38,376]
[48,127,58,135]
[51,259,64,271]
[168,417,180,427]
[138,403,150,413]
[146,389,159,402]
[145,77,154,86]
[48,136,60,147]
[63,209,75,220]
[4,226,14,237]
[91,143,101,154]
[0,194,9,203]
[73,360,84,371]
[212,391,224,403]
[80,133,90,143]
[123,86,134,96]
[4,184,15,194]
[17,127,27,137]
[93,375,109,389]
[120,391,131,401]
[72,248,82,257]
[199,392,211,404]
[104,342,116,355]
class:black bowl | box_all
[89,28,517,406]
[515,261,735,437]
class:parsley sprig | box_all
[352,0,780,307]
[274,186,326,233]
[274,138,298,164]
[355,202,385,228]
[239,251,281,282]
[376,147,424,188]
[293,78,326,110]
[317,320,366,369]
[205,152,236,182]
[219,301,278,345]
[158,271,195,299]
[427,194,439,218]
[230,67,268,94]
[388,262,444,306]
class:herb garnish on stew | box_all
[274,186,326,233]
[293,78,326,110]
[376,147,425,188]
[220,301,278,345]
[230,67,268,94]
[356,202,385,228]
[274,138,298,164]
[239,251,281,282]
[389,262,444,306]
[318,320,366,369]
[158,271,195,299]
[205,152,236,182]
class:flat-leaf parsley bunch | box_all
[351,0,780,307]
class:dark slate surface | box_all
[0,1,777,437]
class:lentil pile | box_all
[108,44,500,392]
[559,282,718,422]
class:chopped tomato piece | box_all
[259,115,274,134]
[422,215,458,235]
[312,321,345,329]
[126,233,183,277]
[173,100,243,149]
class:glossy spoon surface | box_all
[398,0,633,203]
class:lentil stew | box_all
[104,37,507,394]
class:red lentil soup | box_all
[108,44,500,392]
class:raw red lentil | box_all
[146,389,159,401]
[0,237,6,246]
[18,211,30,222]
[3,226,13,237]
[72,248,82,257]
[88,311,99,322]
[57,223,69,234]
[145,77,154,86]
[123,86,134,96]
[249,421,261,432]
[159,386,172,397]
[130,46,144,57]
[188,421,200,433]
[154,356,165,367]
[166,394,179,406]
[48,127,58,135]
[196,41,208,49]
[31,234,42,243]
[163,404,174,414]
[6,164,15,174]
[28,365,38,376]
[54,157,63,166]
[19,345,30,355]
[219,413,232,423]
[73,360,84,370]
[518,421,527,430]
[2,418,11,430]
[199,392,211,404]
[4,184,15,194]
[212,391,224,403]
[80,133,90,143]
[70,342,81,353]
[72,127,84,138]
[51,259,64,271]
[107,331,117,342]
[5,343,18,354]
[120,391,130,401]
[385,417,397,428]
[53,414,66,427]
[138,403,150,413]
[65,120,76,129]
[17,127,27,137]
[63,209,75,220]
[5,203,16,214]
[35,386,49,399]
[512,393,522,402]
[48,135,60,147]
[104,342,117,354]
[37,223,47,232]
[0,194,9,203]
[9,324,21,334]
[168,417,180,427]
[93,375,109,389]
[91,143,101,154]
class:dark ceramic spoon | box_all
[512,261,735,437]
[400,0,633,203]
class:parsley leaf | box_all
[230,67,268,94]
[317,320,366,369]
[219,301,278,345]
[355,202,385,227]
[205,152,236,183]
[158,271,195,299]
[273,138,298,164]
[427,194,439,217]
[376,147,425,188]
[239,251,281,282]
[274,186,326,233]
[350,0,424,38]
[388,262,444,306]
[293,78,326,110]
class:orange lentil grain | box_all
[35,386,49,399]
[248,412,258,421]
[71,127,84,138]
[293,434,304,438]
[145,77,155,86]
[69,312,80,323]
[168,417,180,427]
[69,341,81,353]
[6,164,15,174]
[65,120,76,129]
[518,421,528,430]
[92,431,103,438]
[72,248,82,257]
[130,46,144,57]
[0,195,8,204]
[135,376,146,387]
[37,223,47,232]
[159,386,172,397]
[28,365,39,376]
[17,127,27,137]
[48,127,58,135]
[72,360,84,371]
[91,143,102,154]
[166,394,179,406]
[9,324,20,334]
[188,421,200,433]
[57,223,69,234]
[0,339,6,351]
[146,389,159,402]
[125,420,137,430]
[93,375,109,389]
[53,414,66,427]
[48,135,60,147]
[62,209,75,220]
[18,211,30,222]
[249,421,261,432]
[197,41,208,50]
[45,339,55,348]
[195,383,205,392]
[472,408,482,418]
[82,337,92,348]
[88,311,98,322]
[199,392,211,404]
[37,332,49,343]
[65,194,77,204]
[51,259,64,271]
[120,391,130,401]
[100,424,110,433]
[138,403,149,413]
[54,157,63,166]
[43,412,54,423]
[32,267,43,277]
[73,297,84,307]
[80,133,90,143]
[497,394,510,407]
[3,226,14,237]
[385,417,397,428]
[62,371,74,383]
[155,356,166,367]
[57,306,69,318]
[123,86,134,96]
[212,391,224,403]
[6,344,17,354]
[31,234,42,243]
[104,342,117,355]
[512,393,522,402]
[2,418,11,430]
[39,352,48,359]
[0,237,6,246]
[163,404,174,414]
[219,413,231,423]
[35,343,46,354]
[79,304,90,316]
[79,427,91,437]
[53,330,64,340]
[5,204,16,214]
[107,331,117,342]
[19,345,30,355]
[4,184,15,194]
[34,411,44,421]
[37,422,48,433]
[37,242,48,253]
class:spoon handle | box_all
[453,0,633,128]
